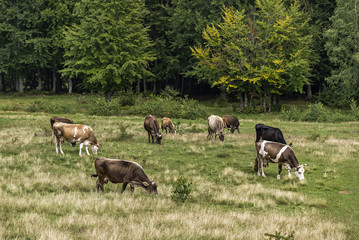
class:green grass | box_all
[0,95,358,239]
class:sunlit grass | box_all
[0,100,358,239]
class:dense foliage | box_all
[1,0,358,108]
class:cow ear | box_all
[143,182,150,187]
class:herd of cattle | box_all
[50,114,307,194]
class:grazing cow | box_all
[161,117,176,134]
[255,123,287,144]
[144,115,163,145]
[53,122,100,156]
[222,115,240,134]
[207,115,225,141]
[254,123,291,172]
[50,116,75,146]
[256,140,307,181]
[91,157,158,194]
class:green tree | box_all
[191,0,313,111]
[62,0,155,100]
[323,0,359,106]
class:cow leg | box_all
[79,143,84,156]
[257,156,262,176]
[277,164,282,180]
[231,127,235,134]
[84,143,90,155]
[54,136,59,153]
[58,138,64,155]
[121,181,129,193]
[130,183,135,193]
[96,179,100,192]
[254,157,258,172]
[260,158,266,177]
[148,133,151,143]
[237,128,240,134]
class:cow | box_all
[207,115,225,141]
[256,140,307,181]
[254,123,291,172]
[144,115,163,145]
[50,116,75,146]
[222,115,240,134]
[255,123,287,144]
[91,157,158,194]
[53,122,100,156]
[161,117,176,134]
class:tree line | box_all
[0,0,358,108]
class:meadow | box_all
[0,95,358,239]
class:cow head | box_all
[218,132,225,141]
[91,143,100,154]
[294,164,307,181]
[143,181,158,195]
[155,133,163,145]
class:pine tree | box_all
[324,0,359,106]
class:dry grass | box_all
[0,111,357,239]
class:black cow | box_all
[255,123,287,144]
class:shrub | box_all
[350,99,359,120]
[264,231,295,240]
[171,176,192,204]
[280,106,302,121]
[303,102,328,122]
[131,95,207,119]
[25,100,70,114]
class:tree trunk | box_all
[267,93,272,113]
[263,92,267,112]
[153,80,156,94]
[306,84,312,99]
[36,68,42,91]
[137,79,141,94]
[181,75,184,96]
[143,78,147,92]
[0,73,5,92]
[18,75,24,92]
[244,92,248,107]
[272,94,277,106]
[238,92,244,111]
[105,91,112,101]
[52,69,57,93]
[221,88,227,100]
[68,78,73,94]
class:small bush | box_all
[303,102,328,122]
[350,99,359,120]
[264,231,295,240]
[131,95,207,119]
[25,100,70,114]
[171,176,192,204]
[280,106,302,121]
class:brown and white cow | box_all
[91,157,158,194]
[144,115,163,145]
[161,117,176,134]
[50,116,75,146]
[222,115,240,134]
[53,122,100,156]
[256,140,307,181]
[207,115,225,141]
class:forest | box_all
[0,0,358,109]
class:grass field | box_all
[0,95,358,239]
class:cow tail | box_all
[91,174,98,178]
